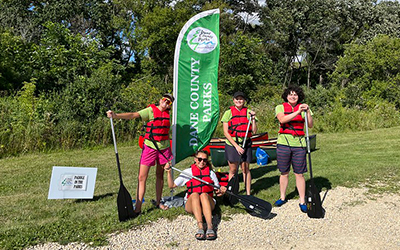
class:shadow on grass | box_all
[250,164,278,179]
[285,176,332,202]
[248,164,279,196]
[75,192,115,202]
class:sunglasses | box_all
[162,97,173,106]
[196,157,208,163]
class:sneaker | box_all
[274,199,287,207]
[299,203,307,213]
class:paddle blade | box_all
[117,184,135,222]
[306,182,324,218]
[226,175,240,205]
[238,195,272,219]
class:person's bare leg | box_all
[155,163,168,210]
[241,162,252,195]
[279,172,289,201]
[228,161,238,181]
[185,194,205,238]
[200,194,214,228]
[295,173,306,204]
[135,164,151,213]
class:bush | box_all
[312,100,400,133]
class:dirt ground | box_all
[29,186,400,250]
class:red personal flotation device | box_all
[143,104,170,142]
[215,172,229,187]
[186,164,214,198]
[278,102,305,136]
[228,106,252,139]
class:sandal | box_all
[206,229,217,240]
[195,229,205,240]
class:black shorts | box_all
[225,143,252,163]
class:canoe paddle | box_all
[171,166,272,219]
[304,112,324,218]
[109,117,136,222]
[227,115,253,205]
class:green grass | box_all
[1,127,400,249]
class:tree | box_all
[29,22,118,92]
[0,30,31,91]
[219,32,273,95]
[330,35,400,108]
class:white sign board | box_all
[48,166,97,199]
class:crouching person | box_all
[165,150,226,240]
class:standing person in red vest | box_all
[165,150,226,240]
[106,93,174,216]
[274,86,313,213]
[221,91,257,195]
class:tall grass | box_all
[1,127,400,249]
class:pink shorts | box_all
[140,144,173,167]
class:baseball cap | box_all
[233,91,246,100]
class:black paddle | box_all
[171,166,272,219]
[227,116,253,205]
[109,117,136,222]
[304,113,324,218]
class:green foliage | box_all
[312,99,400,133]
[219,32,274,94]
[0,30,31,90]
[331,35,400,108]
[304,84,338,110]
[30,22,116,92]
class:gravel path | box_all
[28,187,400,250]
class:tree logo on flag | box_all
[187,27,218,54]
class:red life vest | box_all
[278,102,305,136]
[144,104,170,142]
[186,164,214,198]
[228,106,252,139]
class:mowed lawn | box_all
[1,127,400,249]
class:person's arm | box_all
[210,171,227,196]
[106,110,141,120]
[249,110,257,134]
[165,167,177,189]
[223,122,244,154]
[276,104,309,124]
[306,109,313,128]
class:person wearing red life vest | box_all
[166,150,226,241]
[274,86,313,213]
[221,91,257,195]
[106,93,174,216]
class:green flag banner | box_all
[172,9,220,164]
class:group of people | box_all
[106,85,313,240]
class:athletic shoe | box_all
[274,199,287,207]
[299,203,307,213]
